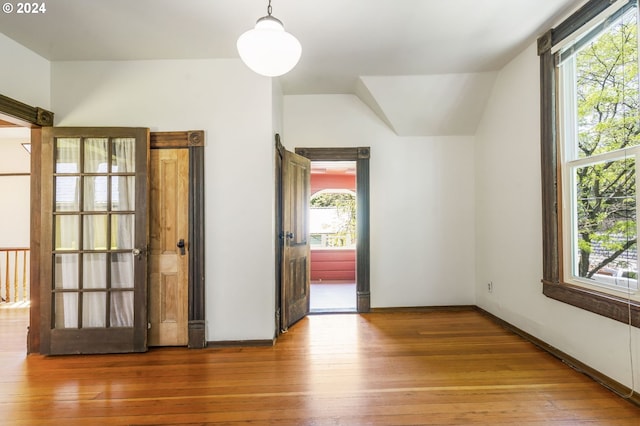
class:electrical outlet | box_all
[487,281,493,293]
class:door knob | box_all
[177,239,186,255]
[132,248,145,260]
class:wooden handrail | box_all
[0,247,29,303]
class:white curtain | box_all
[56,253,78,329]
[58,138,136,329]
[110,139,135,327]
[55,139,80,329]
[81,138,108,328]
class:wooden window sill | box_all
[543,281,640,328]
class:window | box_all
[560,1,640,297]
[310,190,357,249]
[539,0,640,326]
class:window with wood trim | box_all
[539,0,640,326]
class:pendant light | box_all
[236,0,302,77]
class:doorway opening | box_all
[0,125,31,353]
[309,161,357,313]
[0,125,31,307]
[275,143,370,334]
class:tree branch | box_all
[587,238,638,277]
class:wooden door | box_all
[281,149,311,330]
[148,148,189,346]
[39,127,150,355]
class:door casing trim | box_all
[0,94,53,353]
[293,146,371,313]
[150,131,206,349]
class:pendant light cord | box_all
[267,0,272,16]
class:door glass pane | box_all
[55,293,78,328]
[112,138,136,173]
[83,176,108,211]
[55,138,80,173]
[112,176,135,211]
[54,254,79,289]
[55,176,79,211]
[55,215,79,250]
[111,291,134,327]
[84,138,109,173]
[83,215,108,250]
[83,292,106,328]
[83,254,107,289]
[111,253,134,289]
[111,214,134,249]
[47,128,146,350]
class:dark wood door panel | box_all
[281,149,310,330]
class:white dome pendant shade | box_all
[237,2,301,77]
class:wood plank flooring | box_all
[1,306,639,425]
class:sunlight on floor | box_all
[0,301,30,309]
[310,282,356,313]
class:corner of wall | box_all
[0,33,51,110]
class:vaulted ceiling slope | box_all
[0,0,583,136]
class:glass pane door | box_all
[42,127,149,355]
[53,137,136,328]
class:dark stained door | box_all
[281,148,311,330]
[39,127,150,355]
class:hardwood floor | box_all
[1,306,639,425]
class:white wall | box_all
[0,33,50,109]
[51,59,277,341]
[0,34,44,267]
[475,43,640,388]
[284,94,476,307]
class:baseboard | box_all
[207,338,275,348]
[475,306,640,408]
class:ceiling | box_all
[311,161,356,175]
[0,0,583,136]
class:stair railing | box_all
[0,248,29,303]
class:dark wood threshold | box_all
[206,338,276,348]
[309,309,358,315]
[476,306,640,408]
